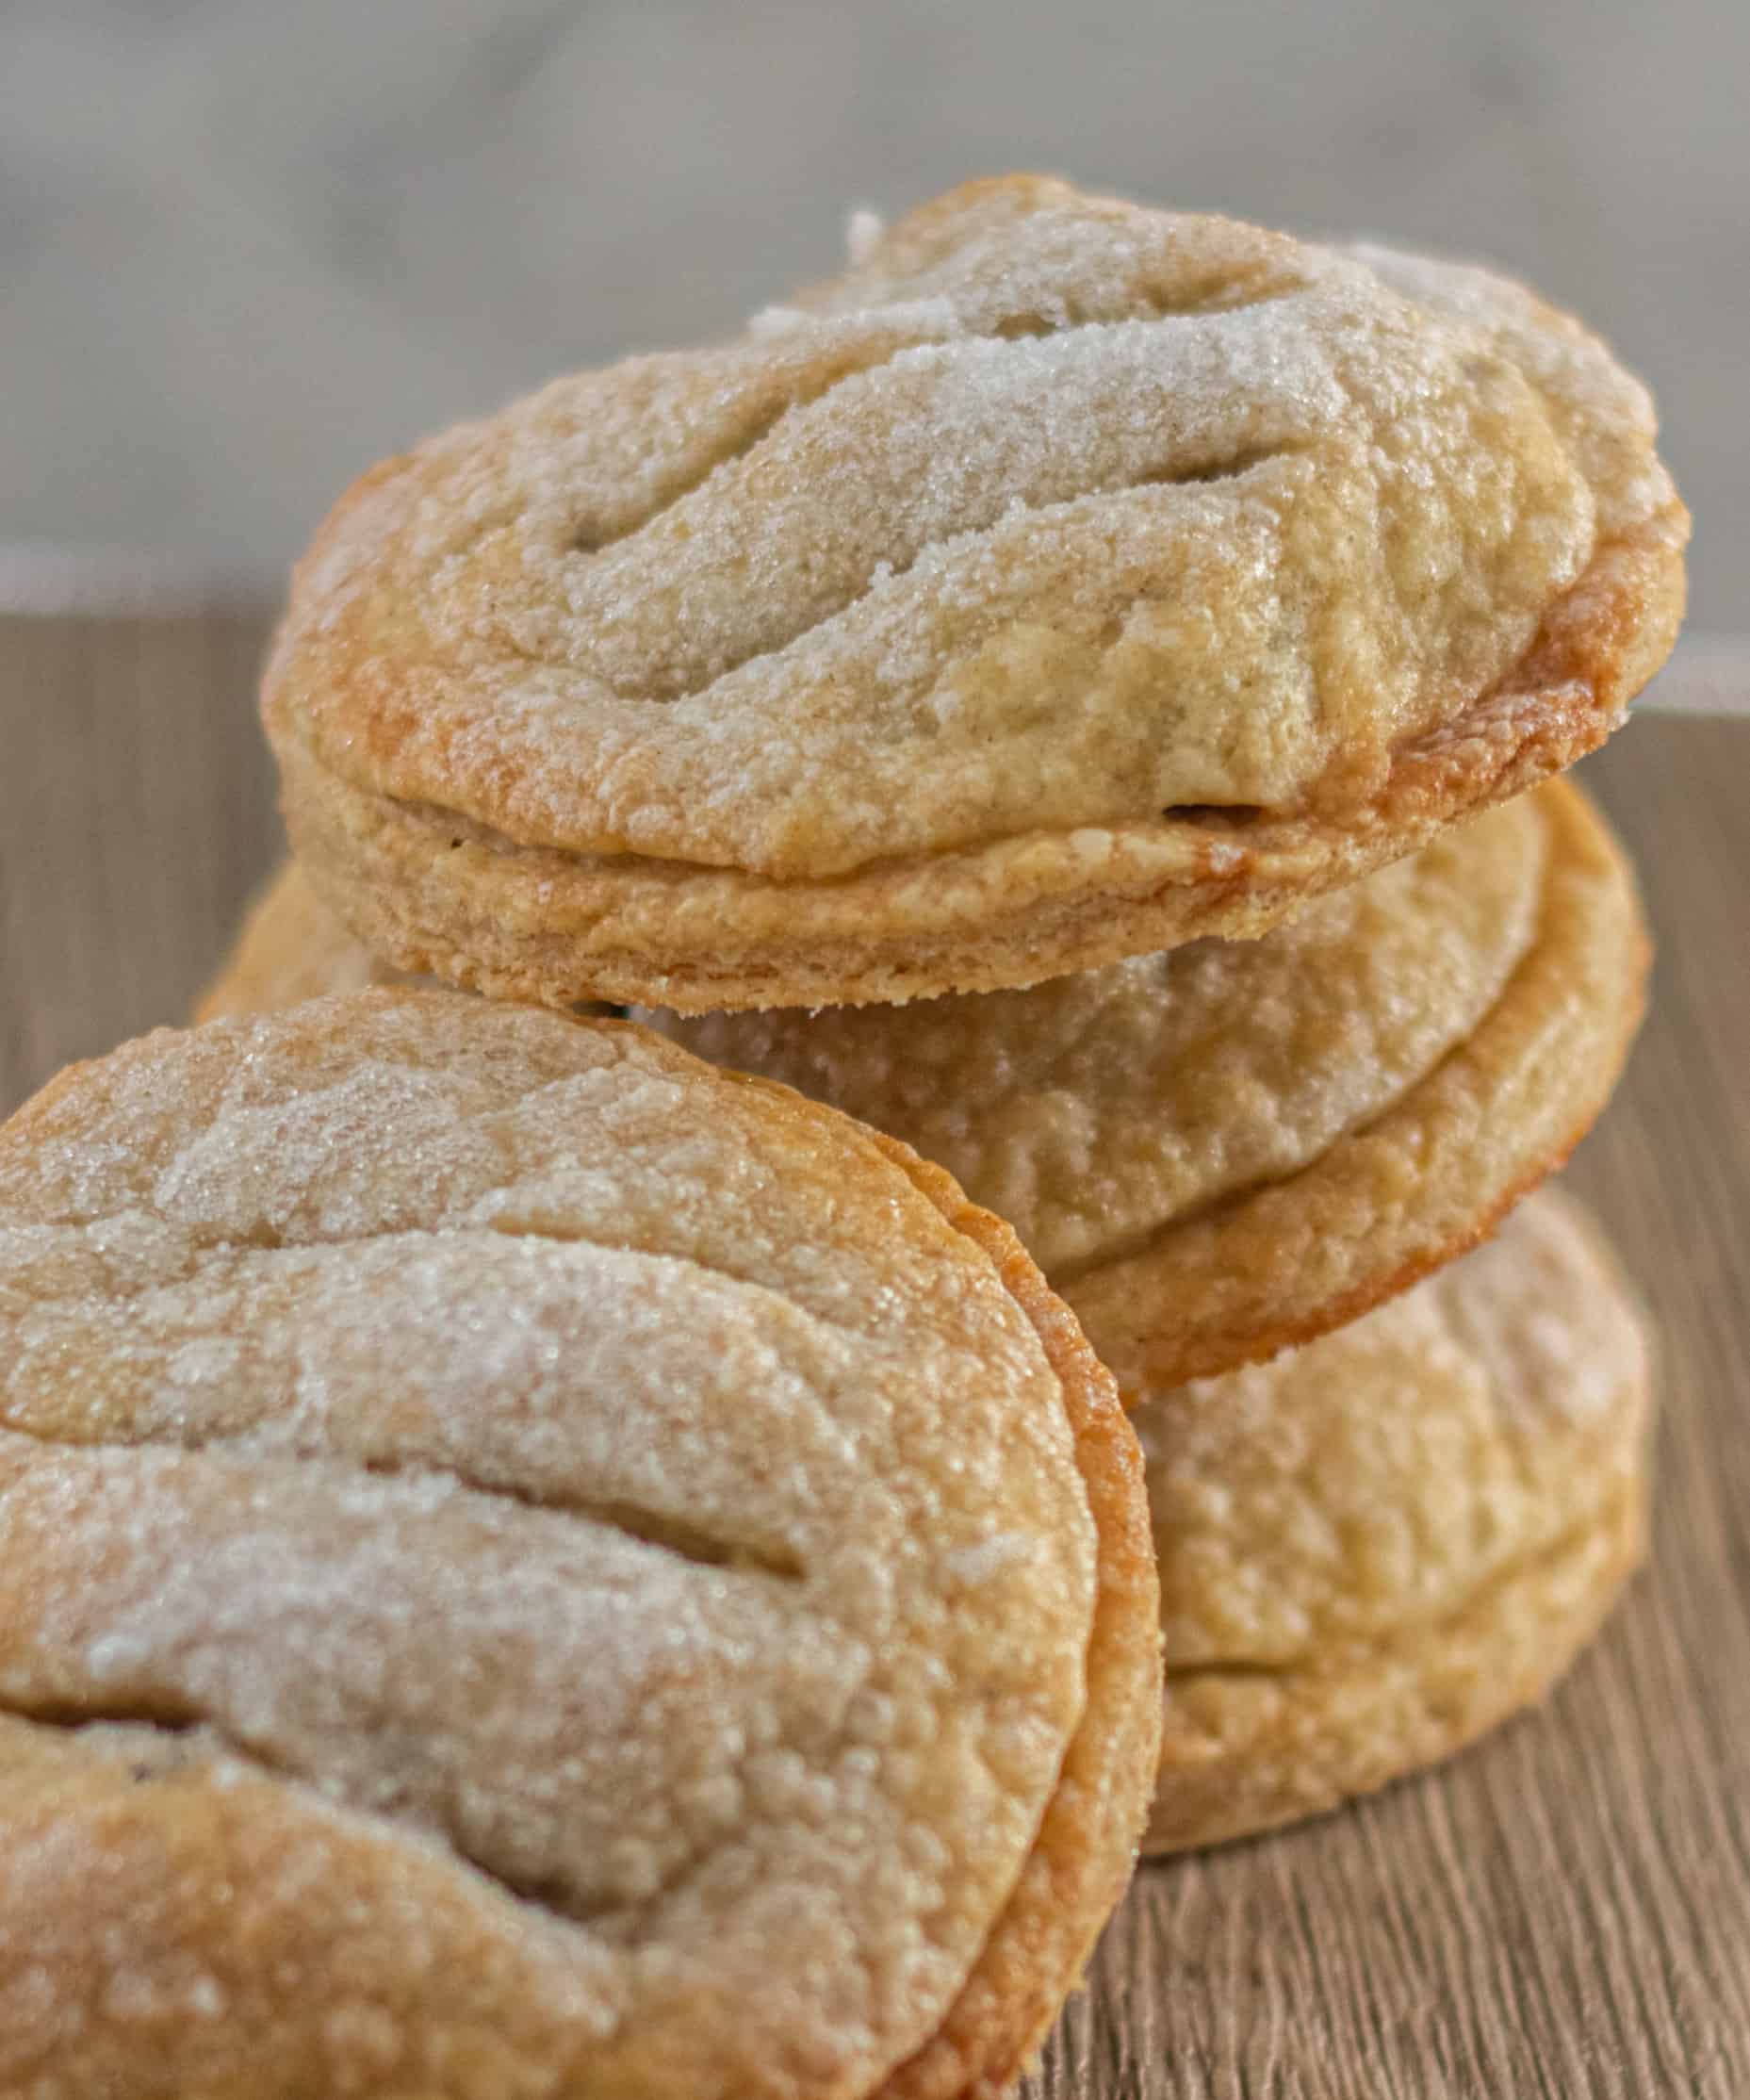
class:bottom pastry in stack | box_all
[1131,1188,1650,1850]
[197,777,1655,1848]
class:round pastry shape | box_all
[0,991,1160,2100]
[264,174,1686,1012]
[642,779,1648,1386]
[1134,1188,1653,1850]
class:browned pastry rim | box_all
[277,495,1682,1013]
[859,1131,1162,2099]
[1063,776,1649,1390]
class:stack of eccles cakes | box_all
[0,177,1688,2095]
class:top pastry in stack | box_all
[217,174,1683,1859]
[260,173,1682,1013]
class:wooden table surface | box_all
[2,601,1746,2099]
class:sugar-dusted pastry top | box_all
[267,174,1677,890]
[645,793,1542,1277]
[1136,1189,1647,1671]
[0,992,1157,2100]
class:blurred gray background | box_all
[2,0,1742,625]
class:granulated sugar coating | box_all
[264,173,1686,1010]
[0,991,1160,2100]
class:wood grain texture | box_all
[1,605,1746,2098]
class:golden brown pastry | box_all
[1137,1189,1652,1850]
[189,860,616,1024]
[641,779,1647,1386]
[0,991,1159,2099]
[264,174,1685,1012]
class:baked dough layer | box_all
[643,779,1646,1384]
[1064,779,1646,1385]
[1136,1189,1652,1850]
[191,861,612,1024]
[265,175,1685,1010]
[0,992,1159,2100]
